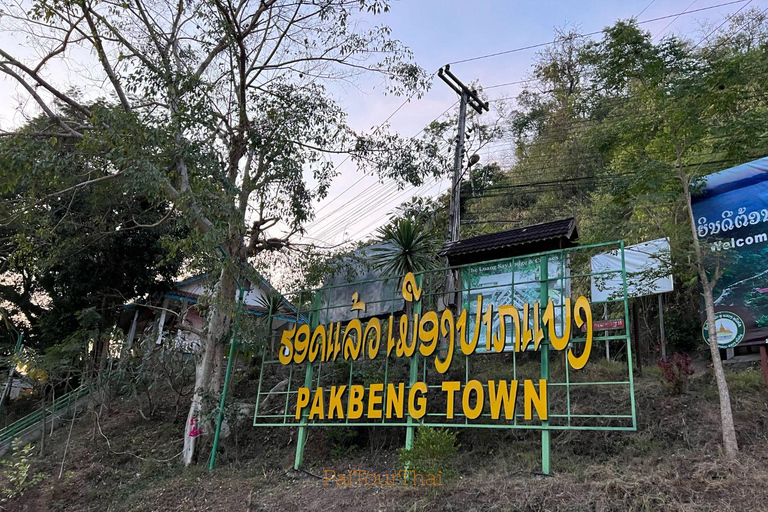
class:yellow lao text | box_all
[279,273,594,373]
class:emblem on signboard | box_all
[702,311,746,348]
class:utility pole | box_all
[438,65,488,305]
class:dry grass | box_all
[4,360,768,511]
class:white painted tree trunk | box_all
[701,277,739,457]
[182,265,236,466]
[683,177,739,458]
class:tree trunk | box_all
[182,263,237,466]
[701,276,739,457]
[683,177,739,458]
[210,343,226,398]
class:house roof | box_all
[439,218,578,265]
[126,270,305,322]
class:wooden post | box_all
[632,300,642,375]
[658,294,666,359]
[155,298,170,345]
[760,344,768,389]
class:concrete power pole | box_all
[438,65,488,306]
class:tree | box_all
[0,113,187,374]
[0,0,440,465]
[370,216,438,277]
[572,15,768,458]
[1,113,187,363]
[480,12,768,457]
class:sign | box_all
[461,255,569,353]
[277,272,592,422]
[590,238,674,302]
[692,157,768,347]
[702,311,746,349]
[581,319,626,332]
[250,244,636,472]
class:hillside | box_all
[3,361,767,512]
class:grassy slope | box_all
[4,362,768,512]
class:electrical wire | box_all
[300,0,762,246]
[447,0,750,65]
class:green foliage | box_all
[324,426,360,458]
[398,425,459,477]
[371,217,439,276]
[1,439,44,502]
[0,110,187,350]
[725,368,764,394]
[471,10,768,353]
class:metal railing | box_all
[0,385,89,447]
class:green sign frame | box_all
[250,241,636,474]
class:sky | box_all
[302,0,761,246]
[0,0,760,247]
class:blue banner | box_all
[692,157,768,347]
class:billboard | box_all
[590,238,674,302]
[691,157,768,347]
[249,243,636,473]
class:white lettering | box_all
[710,232,768,251]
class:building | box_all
[116,273,301,355]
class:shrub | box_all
[656,353,694,394]
[1,439,44,502]
[398,425,459,478]
[324,426,360,458]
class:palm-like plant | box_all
[370,217,438,277]
[254,291,292,352]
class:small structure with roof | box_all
[439,217,578,266]
[116,272,300,354]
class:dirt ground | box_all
[3,362,768,512]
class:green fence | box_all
[0,385,89,447]
[251,241,635,473]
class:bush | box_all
[657,353,694,395]
[1,439,44,502]
[398,425,459,478]
[324,426,360,458]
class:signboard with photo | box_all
[692,157,768,347]
[461,254,569,353]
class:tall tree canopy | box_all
[460,10,768,457]
[0,0,442,464]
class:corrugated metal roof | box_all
[439,218,577,258]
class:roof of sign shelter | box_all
[439,217,578,266]
[692,156,768,201]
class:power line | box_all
[305,100,458,232]
[308,72,439,197]
[693,0,756,47]
[447,0,750,65]
[307,142,455,240]
[303,0,761,246]
[654,0,699,40]
[637,0,658,18]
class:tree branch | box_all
[0,49,91,119]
